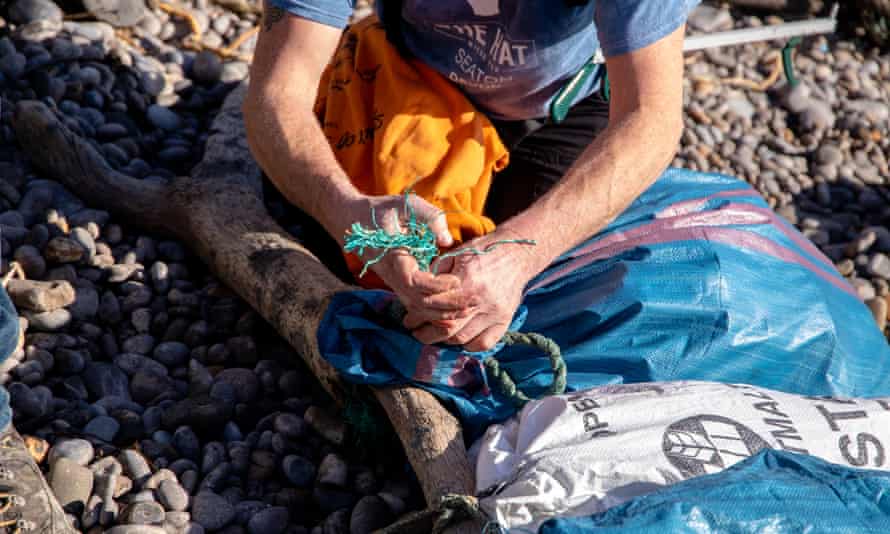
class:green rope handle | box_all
[485,331,567,408]
[349,191,568,409]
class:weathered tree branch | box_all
[12,84,479,532]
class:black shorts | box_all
[485,91,611,223]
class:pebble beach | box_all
[0,1,887,533]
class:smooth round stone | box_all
[115,353,167,377]
[868,253,890,279]
[99,291,122,324]
[55,348,86,375]
[349,496,393,534]
[149,261,170,293]
[9,0,63,24]
[22,309,71,331]
[97,123,129,140]
[247,506,288,534]
[222,422,243,443]
[90,456,123,477]
[146,104,182,131]
[152,341,189,367]
[69,286,99,321]
[319,509,350,533]
[104,526,166,534]
[123,501,165,525]
[45,236,85,263]
[220,61,249,83]
[9,383,47,418]
[83,89,105,109]
[157,479,189,512]
[191,492,235,531]
[48,438,95,467]
[157,146,190,163]
[48,457,94,516]
[353,470,377,496]
[172,426,200,462]
[190,51,222,84]
[213,368,259,403]
[201,442,226,474]
[130,308,153,333]
[84,362,131,400]
[816,144,844,166]
[13,245,46,279]
[0,52,26,79]
[273,413,306,440]
[161,395,232,435]
[122,334,156,355]
[119,449,152,484]
[83,0,145,27]
[164,511,190,529]
[317,453,348,488]
[798,101,836,131]
[282,455,315,488]
[131,369,174,404]
[84,415,120,442]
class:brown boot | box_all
[0,426,75,534]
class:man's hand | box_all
[403,230,538,352]
[343,195,477,324]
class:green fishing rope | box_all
[343,189,535,276]
[342,189,567,407]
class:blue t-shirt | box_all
[270,0,699,120]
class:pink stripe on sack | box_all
[551,204,772,276]
[734,204,838,271]
[528,224,856,299]
[655,189,757,218]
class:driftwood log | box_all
[12,84,479,533]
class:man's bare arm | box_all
[501,24,687,274]
[243,6,361,243]
[243,6,464,313]
[410,25,687,350]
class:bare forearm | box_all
[243,88,361,244]
[501,108,682,274]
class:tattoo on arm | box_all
[263,1,285,31]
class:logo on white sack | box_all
[663,415,771,478]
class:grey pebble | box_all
[120,449,152,486]
[191,51,222,84]
[147,104,182,132]
[191,491,235,531]
[868,253,890,279]
[123,501,166,525]
[84,362,131,400]
[48,457,94,513]
[349,496,393,534]
[105,526,167,534]
[21,308,71,332]
[84,415,120,442]
[317,453,348,487]
[172,426,201,462]
[247,506,289,534]
[49,438,95,467]
[157,479,190,512]
[153,341,190,367]
[9,0,63,24]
